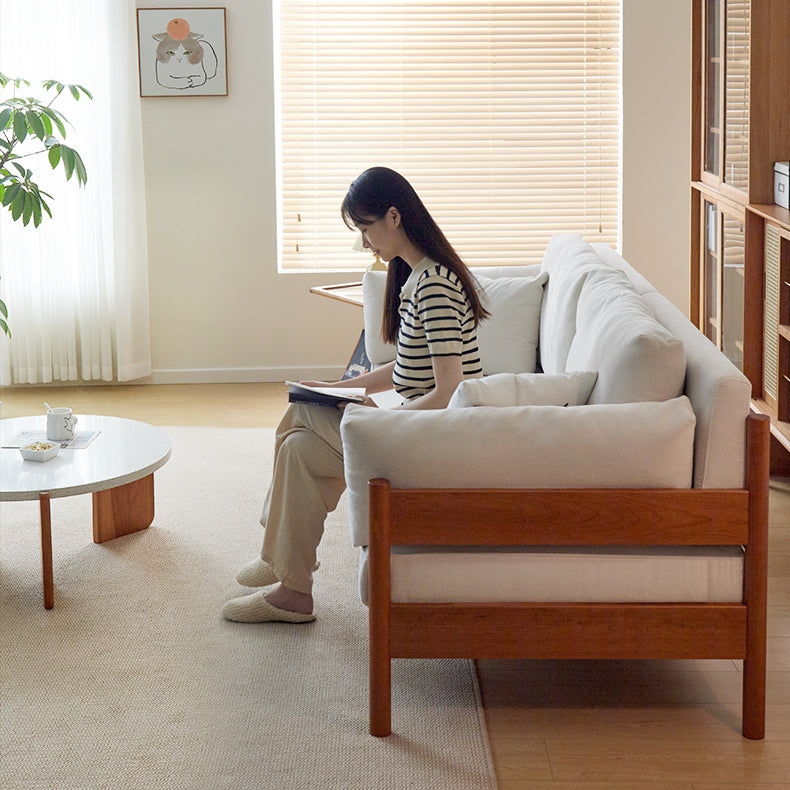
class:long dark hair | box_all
[341,167,489,344]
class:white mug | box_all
[47,407,78,442]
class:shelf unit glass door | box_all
[721,214,745,369]
[702,199,745,370]
[703,0,722,178]
[703,200,720,344]
[702,0,750,196]
[724,0,750,192]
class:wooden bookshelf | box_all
[690,0,790,462]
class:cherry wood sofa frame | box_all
[367,412,770,739]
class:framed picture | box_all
[137,7,228,97]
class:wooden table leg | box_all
[92,473,155,543]
[39,492,54,610]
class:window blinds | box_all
[276,0,620,271]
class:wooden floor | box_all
[3,382,790,789]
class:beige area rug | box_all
[0,427,497,790]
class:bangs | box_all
[341,198,379,231]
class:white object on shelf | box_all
[774,161,789,209]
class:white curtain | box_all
[0,0,150,384]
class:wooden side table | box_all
[309,281,364,307]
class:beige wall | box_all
[139,0,692,383]
[622,0,692,313]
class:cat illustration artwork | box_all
[152,17,218,90]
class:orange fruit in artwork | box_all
[167,18,190,40]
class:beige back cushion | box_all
[566,268,686,404]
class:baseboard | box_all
[1,366,347,388]
[145,366,345,385]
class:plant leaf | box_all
[32,194,43,226]
[11,187,25,220]
[43,81,65,96]
[0,107,11,129]
[26,110,46,140]
[1,182,21,207]
[39,106,67,137]
[69,84,79,100]
[22,191,34,226]
[48,144,62,169]
[12,110,27,142]
[73,150,88,185]
[61,145,75,180]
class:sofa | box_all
[338,234,769,739]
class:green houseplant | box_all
[0,71,92,336]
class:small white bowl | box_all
[20,441,60,462]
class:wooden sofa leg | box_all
[743,648,767,739]
[370,635,391,737]
[743,413,770,739]
[369,479,393,736]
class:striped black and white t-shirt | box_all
[393,258,483,401]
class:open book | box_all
[286,382,366,408]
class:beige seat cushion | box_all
[355,545,743,605]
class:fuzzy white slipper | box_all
[221,590,316,623]
[235,557,320,588]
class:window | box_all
[276,0,621,271]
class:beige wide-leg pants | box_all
[259,403,346,594]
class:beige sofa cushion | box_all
[341,396,696,547]
[475,272,548,374]
[354,545,744,605]
[448,371,597,409]
[591,241,658,296]
[566,269,687,404]
[539,234,606,373]
[362,268,548,375]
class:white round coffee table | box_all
[1,415,171,608]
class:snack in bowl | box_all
[20,441,60,462]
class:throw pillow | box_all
[448,371,598,409]
[476,272,548,375]
[362,269,549,375]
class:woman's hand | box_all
[338,394,378,411]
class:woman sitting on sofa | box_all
[222,166,489,623]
